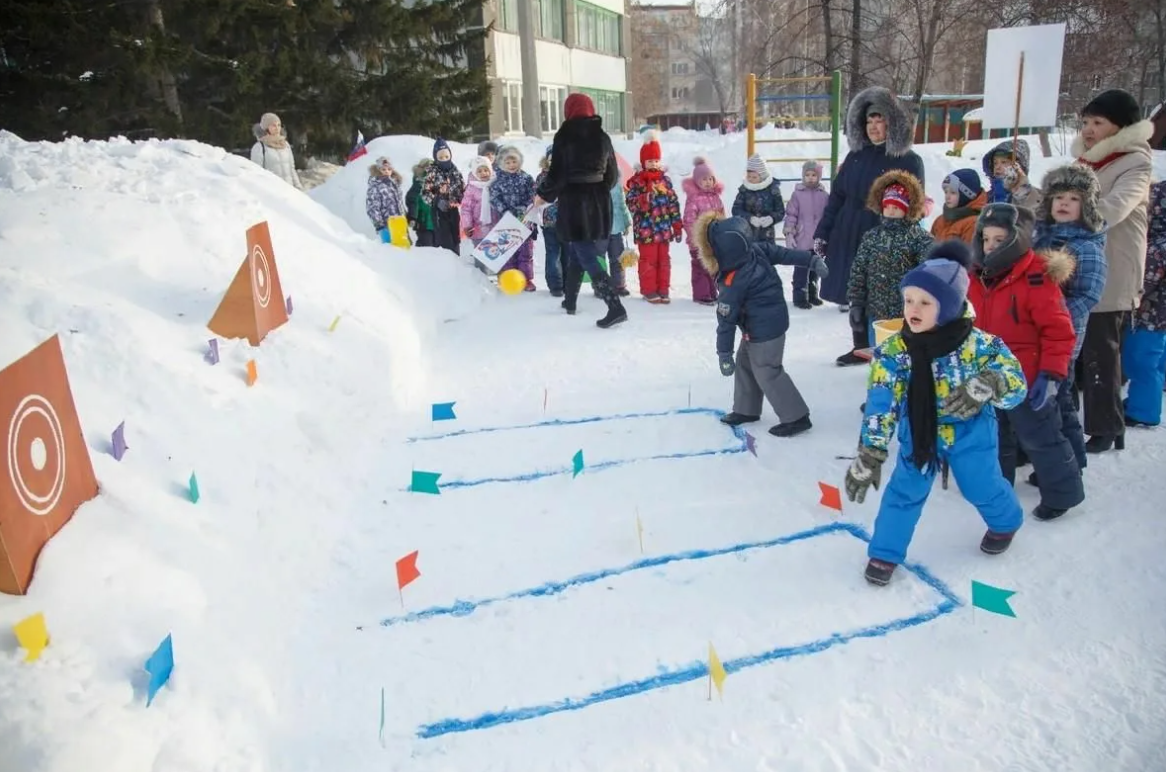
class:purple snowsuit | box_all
[784,182,830,298]
[492,164,537,287]
[682,176,725,302]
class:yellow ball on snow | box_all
[498,269,527,295]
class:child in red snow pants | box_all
[638,242,672,300]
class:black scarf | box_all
[900,311,975,472]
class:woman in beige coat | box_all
[250,112,303,190]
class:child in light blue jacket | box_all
[601,182,632,295]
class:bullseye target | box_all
[251,243,272,309]
[6,393,67,516]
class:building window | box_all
[503,82,523,133]
[575,1,621,56]
[577,88,625,133]
[498,0,519,32]
[670,86,690,100]
[540,85,567,133]
[534,0,564,42]
[670,62,690,75]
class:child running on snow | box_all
[366,156,405,240]
[626,131,682,302]
[421,138,466,254]
[931,169,986,244]
[460,156,498,247]
[405,158,435,247]
[785,161,830,309]
[967,203,1083,521]
[1123,180,1166,427]
[693,212,829,438]
[732,153,785,243]
[491,145,538,291]
[682,156,725,305]
[846,171,934,354]
[845,240,1028,586]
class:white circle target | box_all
[6,394,67,516]
[251,244,272,309]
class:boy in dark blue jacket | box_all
[693,212,829,437]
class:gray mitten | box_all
[941,370,1007,420]
[845,446,887,504]
[810,254,830,280]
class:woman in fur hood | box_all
[250,112,303,190]
[366,156,405,237]
[812,87,925,365]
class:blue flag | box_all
[145,634,174,706]
[431,402,457,421]
[572,450,584,478]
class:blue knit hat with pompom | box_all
[900,240,973,325]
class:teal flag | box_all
[572,450,584,478]
[971,580,1016,617]
[188,472,200,504]
[431,402,456,421]
[410,470,442,494]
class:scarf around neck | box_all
[900,313,975,472]
[468,176,493,225]
[259,133,289,151]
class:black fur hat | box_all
[1037,163,1103,231]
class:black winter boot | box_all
[980,530,1016,554]
[592,274,627,329]
[562,258,583,315]
[720,412,760,426]
[864,559,896,586]
[807,278,823,306]
[768,415,812,437]
[1033,504,1068,521]
[793,292,812,310]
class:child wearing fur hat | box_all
[421,138,466,254]
[460,156,499,245]
[732,154,786,243]
[477,141,500,167]
[625,131,683,302]
[682,156,725,304]
[692,211,829,438]
[845,240,1028,586]
[405,158,436,247]
[785,161,830,308]
[967,203,1083,520]
[846,171,934,350]
[1123,180,1166,427]
[1030,163,1108,470]
[535,146,565,296]
[491,145,538,290]
[931,169,986,244]
[366,156,405,239]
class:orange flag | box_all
[396,550,420,590]
[818,482,842,512]
[245,360,258,387]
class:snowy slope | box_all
[2,127,1165,772]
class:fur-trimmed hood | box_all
[1036,163,1103,232]
[682,177,725,197]
[865,169,926,220]
[982,139,1031,176]
[692,210,755,276]
[497,144,525,167]
[845,86,914,156]
[1071,119,1154,163]
[368,164,403,184]
[1034,247,1077,286]
[412,159,432,177]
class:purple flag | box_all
[286,296,293,316]
[744,431,757,457]
[112,421,127,461]
[205,338,219,365]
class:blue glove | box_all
[718,352,735,377]
[990,177,1009,203]
[1028,373,1059,411]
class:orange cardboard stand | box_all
[0,335,98,595]
[208,221,289,346]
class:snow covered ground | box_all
[1,125,1165,772]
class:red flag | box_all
[396,550,420,590]
[818,482,842,512]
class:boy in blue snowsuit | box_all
[844,240,1028,586]
[692,211,829,438]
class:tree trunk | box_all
[146,0,183,126]
[820,0,837,76]
[848,0,862,94]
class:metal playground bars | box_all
[745,71,842,182]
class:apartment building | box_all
[628,2,722,122]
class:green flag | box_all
[188,472,200,504]
[572,450,584,478]
[971,580,1016,617]
[410,470,441,495]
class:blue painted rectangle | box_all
[405,408,748,490]
[370,522,961,738]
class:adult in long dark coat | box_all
[534,93,628,328]
[813,86,926,365]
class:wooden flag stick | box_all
[1012,51,1026,163]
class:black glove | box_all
[530,223,538,242]
[848,305,868,336]
[718,352,735,377]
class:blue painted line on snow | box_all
[403,407,749,490]
[372,520,962,739]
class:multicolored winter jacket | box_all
[534,170,558,228]
[1134,180,1166,331]
[848,217,934,321]
[625,170,682,244]
[421,163,465,208]
[861,313,1027,454]
[731,178,785,241]
[681,177,725,244]
[366,166,404,231]
[1032,221,1107,358]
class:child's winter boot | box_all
[864,559,896,586]
[980,529,1017,553]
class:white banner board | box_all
[470,212,532,274]
[981,23,1066,130]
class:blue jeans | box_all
[1123,327,1166,425]
[605,234,627,288]
[543,226,564,292]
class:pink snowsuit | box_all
[782,182,829,251]
[460,178,499,244]
[682,177,725,302]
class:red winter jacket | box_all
[967,249,1077,384]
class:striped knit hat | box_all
[746,153,769,178]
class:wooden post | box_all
[746,74,757,158]
[1011,52,1025,164]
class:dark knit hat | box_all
[1081,89,1142,129]
[882,183,911,215]
[942,169,983,207]
[432,137,451,160]
[974,203,1036,278]
[901,240,973,326]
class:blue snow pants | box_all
[1057,357,1088,469]
[868,411,1023,565]
[1122,327,1166,426]
[544,226,564,293]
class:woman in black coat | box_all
[813,86,925,365]
[534,93,627,329]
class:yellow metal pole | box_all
[746,73,756,158]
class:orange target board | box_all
[207,221,289,346]
[1,335,99,595]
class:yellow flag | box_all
[636,514,644,554]
[13,612,49,663]
[387,216,411,248]
[328,315,341,332]
[708,641,726,698]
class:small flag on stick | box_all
[378,687,386,746]
[572,450,584,478]
[286,296,294,316]
[636,511,644,554]
[431,402,456,421]
[112,421,128,461]
[145,633,174,707]
[818,482,842,512]
[409,470,441,494]
[188,472,200,503]
[328,315,341,332]
[13,612,49,663]
[245,360,258,387]
[396,550,420,606]
[205,338,219,365]
[744,431,757,457]
[971,580,1017,618]
[708,642,727,699]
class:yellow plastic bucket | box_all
[873,318,904,345]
